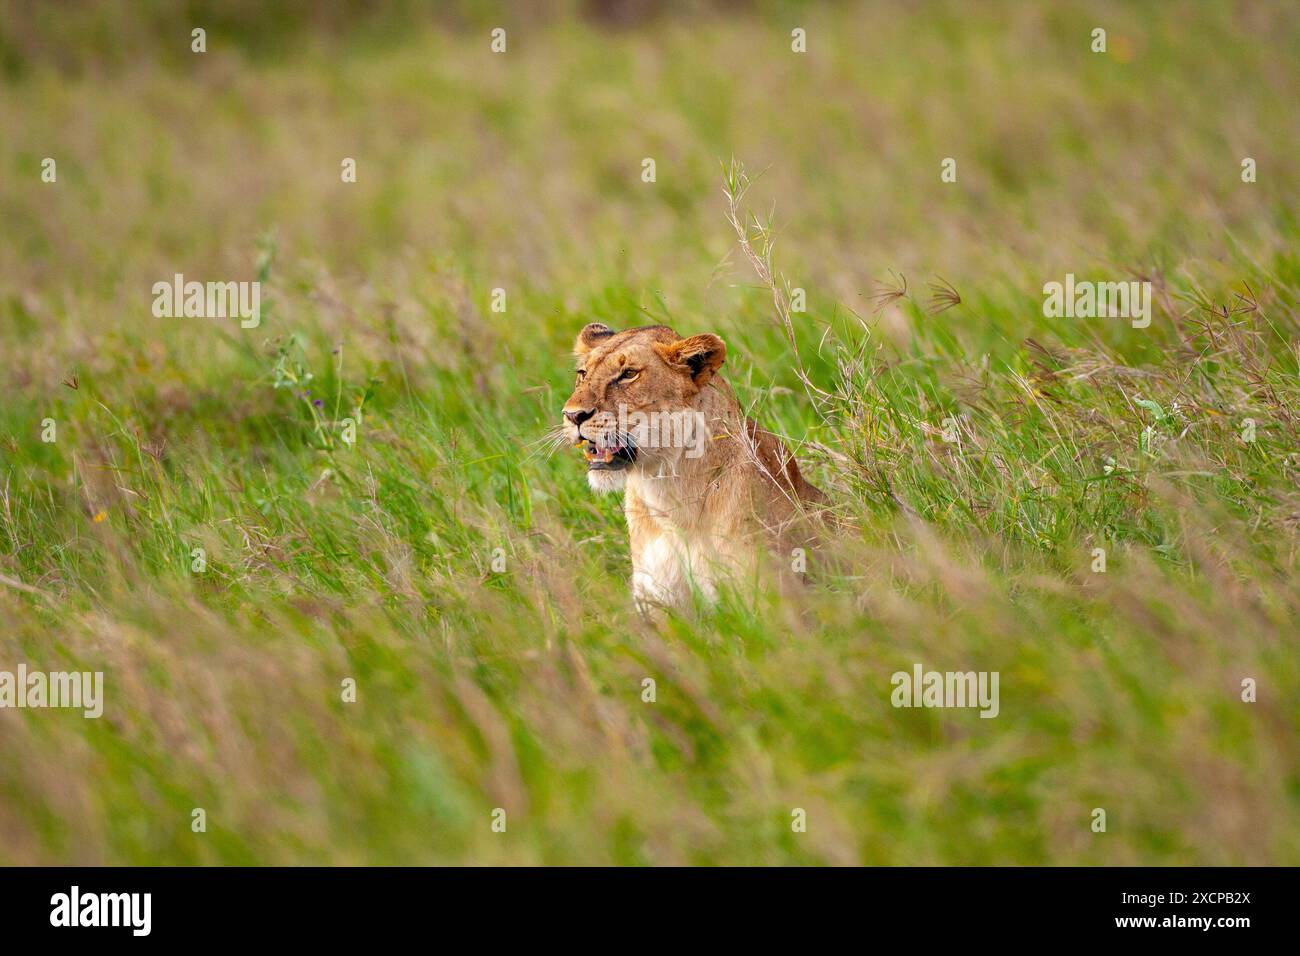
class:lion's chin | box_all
[587,468,628,494]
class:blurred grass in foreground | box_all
[0,1,1297,864]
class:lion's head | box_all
[561,323,726,492]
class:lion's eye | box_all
[575,369,586,383]
[618,369,640,384]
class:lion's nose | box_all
[564,408,595,427]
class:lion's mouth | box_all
[581,439,636,471]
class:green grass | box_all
[0,0,1297,865]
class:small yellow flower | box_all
[92,511,107,523]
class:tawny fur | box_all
[561,323,824,611]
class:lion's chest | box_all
[629,533,681,605]
[628,528,720,610]
[625,478,724,609]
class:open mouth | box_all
[580,439,636,471]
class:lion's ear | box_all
[574,323,616,356]
[654,333,726,387]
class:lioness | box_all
[561,322,825,610]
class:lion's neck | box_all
[624,380,745,531]
[625,453,720,524]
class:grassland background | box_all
[0,0,1297,865]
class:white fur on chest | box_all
[627,469,721,610]
[630,532,718,611]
